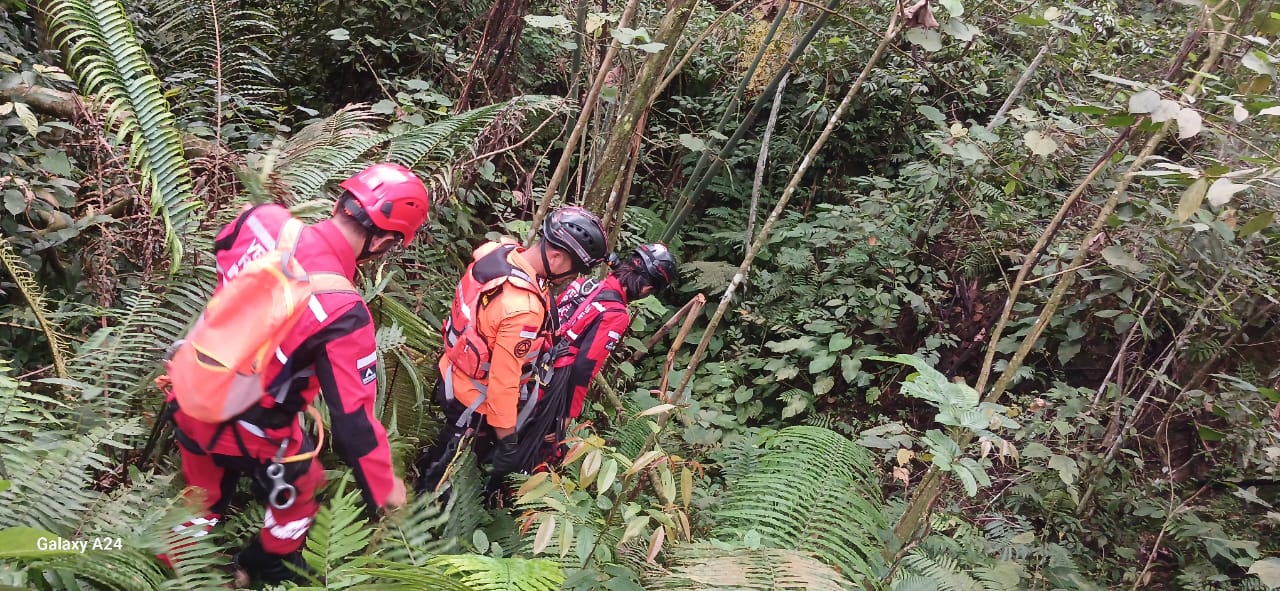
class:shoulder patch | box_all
[514,339,532,357]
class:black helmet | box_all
[543,206,608,272]
[632,243,678,291]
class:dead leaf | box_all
[893,466,911,485]
[903,0,940,28]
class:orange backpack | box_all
[163,217,355,423]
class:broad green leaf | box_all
[917,104,946,123]
[1128,90,1161,114]
[1234,103,1250,122]
[1022,442,1052,458]
[1043,6,1061,20]
[1207,178,1249,206]
[0,527,79,558]
[1057,340,1081,364]
[327,28,350,41]
[678,133,707,152]
[813,376,835,396]
[841,355,861,381]
[1048,454,1079,486]
[906,28,943,52]
[809,353,836,374]
[829,333,854,352]
[597,458,618,492]
[1101,245,1147,273]
[1176,178,1208,221]
[1024,130,1058,156]
[620,516,649,544]
[4,190,25,215]
[1239,211,1274,237]
[1242,50,1277,76]
[1249,557,1280,588]
[1176,107,1203,138]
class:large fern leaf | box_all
[711,426,890,582]
[43,0,200,268]
[646,543,861,591]
[426,554,565,591]
[0,240,68,377]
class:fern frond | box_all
[376,492,453,566]
[273,96,562,207]
[300,481,375,585]
[44,0,200,268]
[646,543,860,591]
[711,426,890,581]
[0,240,68,377]
[426,553,565,591]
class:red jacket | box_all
[171,204,396,511]
[553,275,631,418]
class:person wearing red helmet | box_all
[415,207,609,502]
[162,162,429,586]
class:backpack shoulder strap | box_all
[308,272,356,294]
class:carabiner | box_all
[265,462,296,510]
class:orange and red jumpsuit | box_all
[167,204,396,573]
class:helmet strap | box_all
[540,242,576,282]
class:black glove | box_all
[484,432,521,499]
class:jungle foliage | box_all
[1,0,1279,589]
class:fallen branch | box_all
[1,82,227,159]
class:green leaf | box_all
[1239,211,1274,237]
[841,355,861,382]
[1057,340,1081,364]
[1128,90,1161,114]
[1101,245,1147,273]
[781,395,808,419]
[1048,454,1079,486]
[1249,557,1280,589]
[916,104,946,123]
[4,190,26,215]
[905,28,943,52]
[1022,442,1052,459]
[327,28,349,41]
[678,133,707,152]
[1176,177,1208,221]
[1242,50,1277,76]
[1198,426,1226,442]
[0,527,79,558]
[829,333,854,352]
[809,353,836,374]
[1023,130,1058,156]
[814,376,835,396]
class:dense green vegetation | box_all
[1,0,1278,589]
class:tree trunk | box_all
[456,0,530,111]
[582,0,700,213]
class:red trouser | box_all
[173,410,325,557]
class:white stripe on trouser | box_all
[607,331,622,340]
[356,351,377,368]
[264,510,311,541]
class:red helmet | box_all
[338,163,430,246]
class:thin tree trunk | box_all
[988,42,1052,128]
[747,71,788,247]
[584,0,701,213]
[662,0,838,243]
[670,7,902,400]
[528,0,642,239]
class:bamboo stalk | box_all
[670,5,903,401]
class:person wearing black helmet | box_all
[415,206,608,500]
[514,243,679,473]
